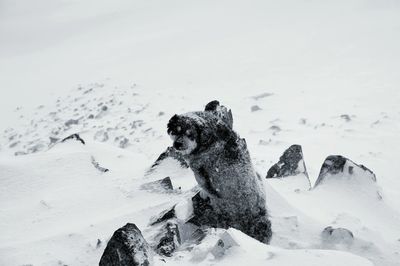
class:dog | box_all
[167,101,272,243]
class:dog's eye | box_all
[186,130,193,137]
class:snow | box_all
[1,0,400,265]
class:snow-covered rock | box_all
[99,223,152,266]
[321,226,354,247]
[266,144,311,191]
[314,155,376,188]
[266,144,309,180]
[141,177,174,192]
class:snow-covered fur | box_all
[167,101,272,243]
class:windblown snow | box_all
[1,0,400,265]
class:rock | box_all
[266,144,310,182]
[61,133,85,145]
[91,156,109,173]
[251,105,262,112]
[340,114,352,122]
[155,222,181,257]
[115,136,129,149]
[149,206,176,226]
[49,136,59,145]
[9,141,20,148]
[147,147,189,174]
[314,155,376,187]
[211,231,240,259]
[99,223,152,266]
[269,125,281,134]
[141,177,173,192]
[64,119,79,127]
[321,226,354,246]
[96,239,102,248]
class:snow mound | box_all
[161,228,373,266]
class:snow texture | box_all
[1,1,400,265]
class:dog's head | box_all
[167,101,236,156]
[167,114,200,155]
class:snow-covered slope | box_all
[0,82,399,265]
[1,0,400,265]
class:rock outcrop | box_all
[314,155,376,188]
[321,226,354,247]
[147,147,189,174]
[154,222,181,257]
[266,144,311,189]
[99,223,152,266]
[141,177,174,192]
[61,133,85,145]
[266,144,309,179]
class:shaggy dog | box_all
[167,101,272,243]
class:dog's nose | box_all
[173,141,183,150]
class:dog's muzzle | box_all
[173,140,185,150]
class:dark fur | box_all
[167,101,272,243]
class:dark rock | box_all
[91,156,109,173]
[314,155,376,187]
[149,206,176,226]
[61,134,85,145]
[99,223,152,266]
[155,222,181,257]
[321,226,354,246]
[141,177,173,192]
[340,114,351,122]
[266,144,310,181]
[147,147,189,174]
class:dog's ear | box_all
[167,114,179,134]
[204,100,220,111]
[204,100,233,129]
